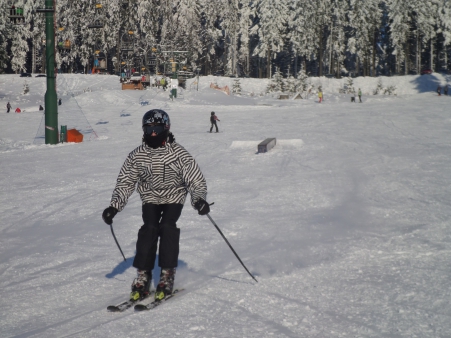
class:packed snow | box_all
[1,73,451,337]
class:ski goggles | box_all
[143,124,166,135]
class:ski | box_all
[107,291,154,312]
[134,289,185,311]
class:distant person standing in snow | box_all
[39,105,44,111]
[437,86,442,96]
[6,102,11,113]
[210,111,220,133]
[318,90,323,103]
[58,98,62,106]
[160,77,167,90]
[444,84,448,96]
[358,88,362,103]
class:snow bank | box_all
[188,73,451,96]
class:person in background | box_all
[160,77,167,90]
[437,85,442,96]
[102,109,210,302]
[210,111,220,133]
[358,88,362,103]
[6,102,11,113]
[58,98,62,106]
[39,105,44,111]
[444,84,448,96]
[318,89,323,103]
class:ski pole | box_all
[110,224,126,261]
[206,213,258,283]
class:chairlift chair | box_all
[88,2,104,29]
[58,39,71,50]
[7,2,26,25]
[120,32,134,52]
[88,19,104,29]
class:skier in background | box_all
[444,84,448,96]
[437,85,442,96]
[358,88,362,103]
[318,89,323,103]
[210,111,220,133]
[102,109,210,302]
[160,77,167,90]
[6,102,11,113]
[39,105,44,111]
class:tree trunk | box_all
[356,55,359,76]
[267,47,271,79]
[116,31,121,74]
[319,28,323,76]
[415,31,420,75]
[430,38,434,71]
[372,29,377,76]
[405,42,409,75]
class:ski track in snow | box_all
[0,74,451,337]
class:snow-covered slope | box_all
[0,73,451,337]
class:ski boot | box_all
[155,268,176,301]
[130,270,151,301]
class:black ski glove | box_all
[102,206,118,225]
[194,199,210,215]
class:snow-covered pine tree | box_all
[266,67,284,93]
[386,0,413,74]
[345,77,355,94]
[296,68,309,94]
[373,78,384,95]
[326,0,348,77]
[221,0,240,76]
[348,0,382,77]
[284,71,296,94]
[289,0,318,75]
[250,0,290,78]
[198,0,222,75]
[171,0,203,65]
[237,1,252,76]
[309,0,333,77]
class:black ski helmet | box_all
[211,111,215,115]
[142,109,170,131]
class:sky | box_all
[0,72,451,338]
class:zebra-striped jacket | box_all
[110,141,207,212]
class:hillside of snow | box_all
[1,73,451,337]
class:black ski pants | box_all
[210,121,218,133]
[133,203,183,272]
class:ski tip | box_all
[107,306,121,312]
[134,304,148,312]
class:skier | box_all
[318,89,323,103]
[160,77,167,90]
[444,84,448,96]
[6,102,11,113]
[39,105,44,111]
[58,98,62,106]
[210,111,220,133]
[102,109,210,302]
[15,107,21,113]
[358,88,362,103]
[437,86,442,96]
